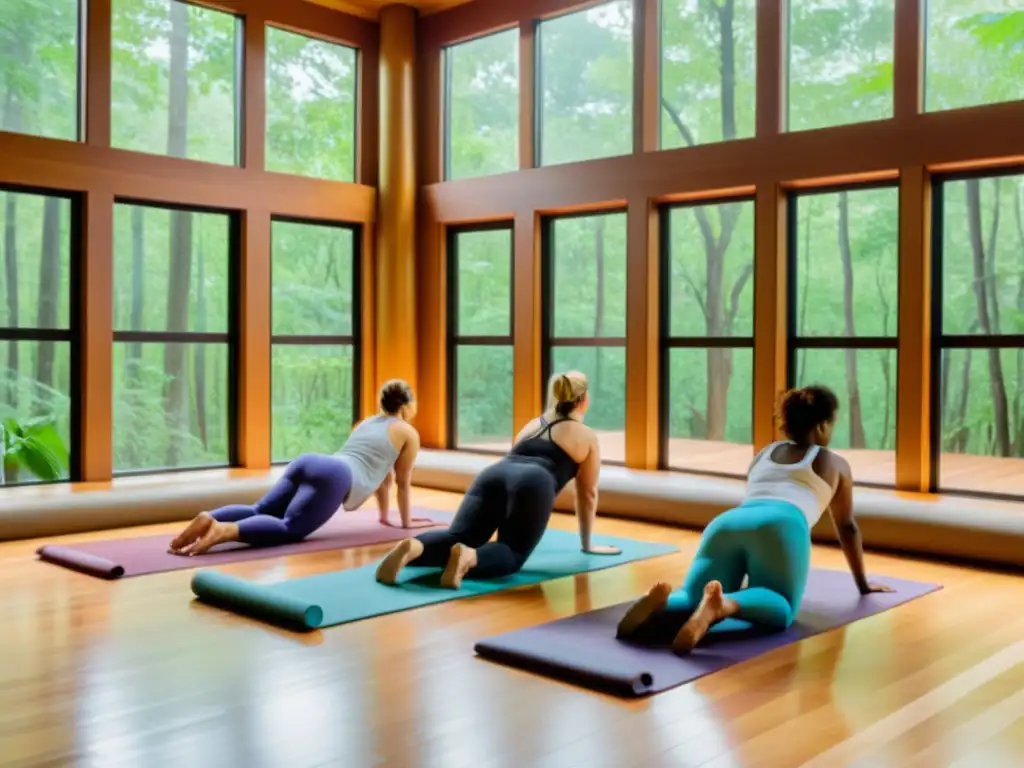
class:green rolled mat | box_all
[190,570,325,630]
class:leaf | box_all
[15,434,64,481]
[26,422,69,467]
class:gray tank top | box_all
[335,414,401,510]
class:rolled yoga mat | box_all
[474,569,942,697]
[191,529,678,630]
[36,508,451,579]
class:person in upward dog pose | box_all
[168,379,434,556]
[376,370,621,589]
[616,385,894,654]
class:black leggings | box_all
[412,460,556,579]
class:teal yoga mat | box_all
[191,528,678,630]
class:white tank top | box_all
[744,441,834,529]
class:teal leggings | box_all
[662,499,811,636]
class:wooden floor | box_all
[2,488,1024,767]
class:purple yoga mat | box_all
[474,569,941,697]
[36,508,452,579]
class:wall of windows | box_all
[447,225,514,451]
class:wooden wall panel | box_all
[624,196,659,469]
[237,210,272,470]
[752,184,788,451]
[415,218,447,446]
[512,209,543,433]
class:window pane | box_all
[794,187,898,338]
[787,0,895,132]
[272,345,354,463]
[550,213,627,338]
[938,347,1024,496]
[454,229,512,337]
[266,27,357,182]
[0,191,72,329]
[272,221,354,337]
[794,348,896,486]
[454,345,513,451]
[113,205,231,333]
[446,29,519,180]
[0,341,72,486]
[111,0,238,164]
[551,346,625,463]
[666,201,754,337]
[538,1,633,166]
[665,347,752,474]
[926,1,1024,112]
[660,0,756,149]
[113,342,230,472]
[0,0,79,141]
[940,175,1024,336]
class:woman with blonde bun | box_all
[376,370,620,589]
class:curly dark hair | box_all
[379,379,413,415]
[775,385,839,444]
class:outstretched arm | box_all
[387,428,434,529]
[374,471,394,524]
[574,439,618,555]
[826,457,892,595]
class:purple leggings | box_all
[210,453,353,547]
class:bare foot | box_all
[440,543,477,590]
[169,512,214,553]
[672,581,736,654]
[376,538,424,584]
[617,582,673,638]
[177,521,238,556]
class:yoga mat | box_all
[474,569,942,697]
[36,508,452,579]
[191,529,678,630]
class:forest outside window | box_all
[271,220,359,463]
[447,225,514,452]
[0,0,81,142]
[660,199,754,477]
[536,1,633,167]
[265,27,358,183]
[111,0,240,165]
[659,0,756,150]
[933,169,1024,499]
[0,190,75,487]
[788,185,899,487]
[543,212,627,464]
[112,203,235,474]
[444,28,519,180]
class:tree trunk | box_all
[33,196,62,410]
[163,2,193,467]
[875,254,893,449]
[837,192,866,448]
[592,217,606,398]
[194,235,208,449]
[2,87,22,411]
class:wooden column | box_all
[237,209,271,469]
[377,4,419,390]
[360,227,378,421]
[756,0,786,137]
[633,0,659,154]
[84,0,111,146]
[752,183,788,450]
[894,0,923,123]
[624,196,659,469]
[896,166,932,491]
[513,209,542,433]
[415,215,446,446]
[242,11,266,171]
[518,20,536,169]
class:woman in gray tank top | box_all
[169,380,433,556]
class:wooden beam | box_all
[893,0,923,123]
[756,0,786,137]
[513,209,543,432]
[84,0,112,146]
[633,0,659,153]
[360,224,378,420]
[752,183,787,451]
[242,9,267,171]
[414,216,446,446]
[237,209,272,470]
[419,0,599,48]
[624,195,659,469]
[519,20,536,169]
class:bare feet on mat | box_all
[168,512,213,554]
[440,543,477,590]
[171,518,239,557]
[616,581,672,638]
[672,580,736,655]
[376,538,424,584]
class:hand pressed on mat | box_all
[584,545,622,555]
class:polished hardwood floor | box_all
[2,487,1023,767]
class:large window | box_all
[537,1,633,167]
[788,186,899,486]
[926,1,1024,112]
[111,0,239,165]
[444,29,519,180]
[271,220,358,463]
[787,0,895,132]
[447,225,514,452]
[660,0,756,150]
[265,27,357,183]
[0,0,81,141]
[542,212,627,463]
[933,170,1024,498]
[0,190,75,486]
[112,204,234,474]
[660,199,754,477]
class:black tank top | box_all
[506,416,581,492]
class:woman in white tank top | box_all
[617,385,893,654]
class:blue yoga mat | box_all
[191,528,678,630]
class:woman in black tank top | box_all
[377,371,621,588]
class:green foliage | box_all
[1,416,69,483]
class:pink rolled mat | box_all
[36,508,452,580]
